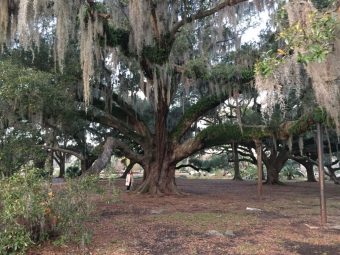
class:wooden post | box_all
[255,139,263,199]
[317,123,327,225]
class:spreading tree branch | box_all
[171,0,247,39]
[41,145,84,161]
[83,106,148,148]
[176,164,210,172]
[172,94,229,141]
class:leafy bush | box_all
[241,165,258,180]
[0,167,105,253]
[0,225,32,255]
[51,176,103,245]
[188,154,229,172]
[65,165,81,178]
[241,165,267,180]
[280,162,304,180]
[0,169,50,254]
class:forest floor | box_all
[29,178,340,255]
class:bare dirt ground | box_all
[29,178,340,255]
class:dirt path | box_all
[29,178,340,255]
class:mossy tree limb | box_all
[278,107,327,139]
[89,91,152,140]
[171,94,229,142]
[172,124,271,163]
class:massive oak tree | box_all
[3,0,333,194]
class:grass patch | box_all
[145,211,259,232]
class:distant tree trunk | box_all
[304,163,316,182]
[292,157,317,182]
[263,149,289,184]
[326,166,340,184]
[232,142,243,181]
[47,151,54,177]
[58,155,65,178]
[121,161,136,178]
[81,160,86,173]
[304,161,317,182]
[54,151,66,178]
[265,165,279,184]
[81,155,99,174]
[87,137,114,174]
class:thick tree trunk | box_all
[137,158,179,194]
[47,151,54,177]
[87,137,114,174]
[263,149,289,184]
[58,155,65,178]
[292,157,317,182]
[136,95,181,194]
[232,142,243,181]
[266,165,280,184]
[305,162,317,182]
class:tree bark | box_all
[305,163,317,182]
[326,166,340,184]
[136,95,181,194]
[232,142,243,181]
[47,151,54,177]
[263,149,289,184]
[137,158,179,194]
[301,161,317,182]
[86,137,115,174]
[291,157,317,182]
[53,150,66,178]
[121,161,136,178]
[57,153,66,178]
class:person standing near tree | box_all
[125,171,133,191]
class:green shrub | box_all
[0,169,49,254]
[0,167,106,253]
[241,165,258,180]
[65,165,81,178]
[280,162,304,180]
[51,176,103,245]
[0,225,32,255]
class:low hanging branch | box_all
[41,145,85,161]
[173,108,328,164]
[175,164,211,172]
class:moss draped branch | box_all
[198,124,270,147]
[111,92,152,139]
[170,0,247,38]
[278,107,327,139]
[84,106,147,147]
[171,94,229,141]
[89,91,152,141]
[173,124,269,162]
